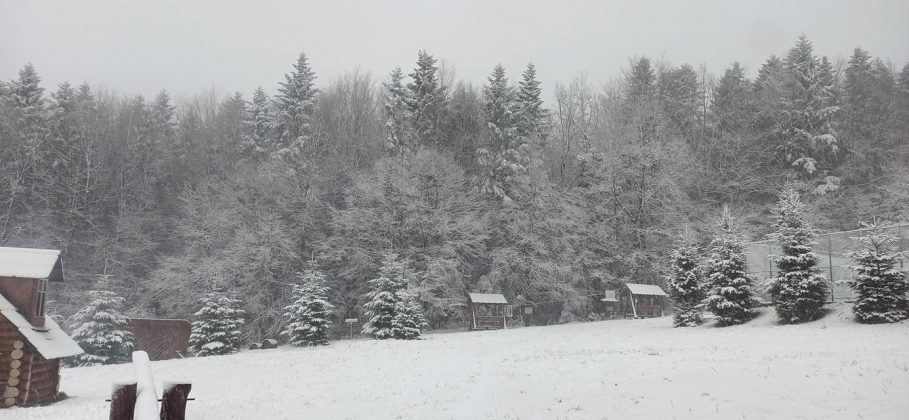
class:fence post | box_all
[827,233,835,303]
[132,351,158,420]
[159,382,192,420]
[110,383,137,420]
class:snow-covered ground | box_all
[7,304,908,420]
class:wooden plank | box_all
[159,382,192,420]
[110,383,137,420]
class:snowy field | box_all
[6,304,908,420]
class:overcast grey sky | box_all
[2,0,908,101]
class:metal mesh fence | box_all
[746,223,909,302]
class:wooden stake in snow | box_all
[109,383,137,420]
[160,382,192,420]
[132,351,158,420]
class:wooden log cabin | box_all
[466,293,508,330]
[0,247,83,408]
[619,283,668,318]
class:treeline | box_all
[1,35,907,339]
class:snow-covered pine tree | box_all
[848,222,908,323]
[282,269,335,346]
[666,233,705,327]
[188,291,246,356]
[243,86,274,161]
[478,64,530,202]
[703,206,757,326]
[69,290,134,366]
[712,62,752,133]
[362,254,407,339]
[392,291,428,340]
[778,34,839,179]
[516,63,547,139]
[765,188,829,323]
[382,67,412,155]
[274,53,318,161]
[407,50,446,147]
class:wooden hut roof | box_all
[0,247,64,282]
[0,293,83,359]
[468,293,508,304]
[624,283,668,296]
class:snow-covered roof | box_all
[624,283,668,296]
[0,294,83,359]
[468,293,508,304]
[0,247,64,281]
[601,290,619,302]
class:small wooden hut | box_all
[466,293,508,330]
[0,247,83,408]
[619,283,668,318]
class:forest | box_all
[1,34,907,340]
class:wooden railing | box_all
[108,351,193,420]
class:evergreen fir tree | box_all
[382,67,412,155]
[515,63,547,139]
[392,291,428,340]
[660,63,701,136]
[778,35,839,177]
[626,57,657,104]
[703,206,757,326]
[765,188,829,323]
[69,290,134,366]
[848,222,909,323]
[362,254,407,339]
[275,53,318,160]
[666,233,705,327]
[189,291,246,356]
[712,62,752,133]
[407,50,446,147]
[282,269,335,346]
[243,86,274,161]
[478,64,530,202]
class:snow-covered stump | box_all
[160,382,192,420]
[132,351,158,420]
[109,383,137,420]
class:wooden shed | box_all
[0,247,83,408]
[127,318,191,361]
[466,293,508,331]
[620,283,668,318]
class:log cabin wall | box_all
[0,315,61,407]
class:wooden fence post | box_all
[159,382,192,420]
[109,383,138,420]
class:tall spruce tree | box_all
[70,290,134,366]
[712,62,752,133]
[778,35,839,177]
[516,63,546,139]
[848,222,908,323]
[766,188,829,323]
[243,86,274,161]
[407,50,446,147]
[666,233,705,327]
[362,254,407,339]
[282,269,335,346]
[703,206,757,326]
[382,67,412,155]
[189,291,246,356]
[274,53,318,160]
[478,64,529,202]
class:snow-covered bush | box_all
[282,269,335,346]
[189,291,246,356]
[765,188,829,323]
[848,222,908,323]
[69,290,134,366]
